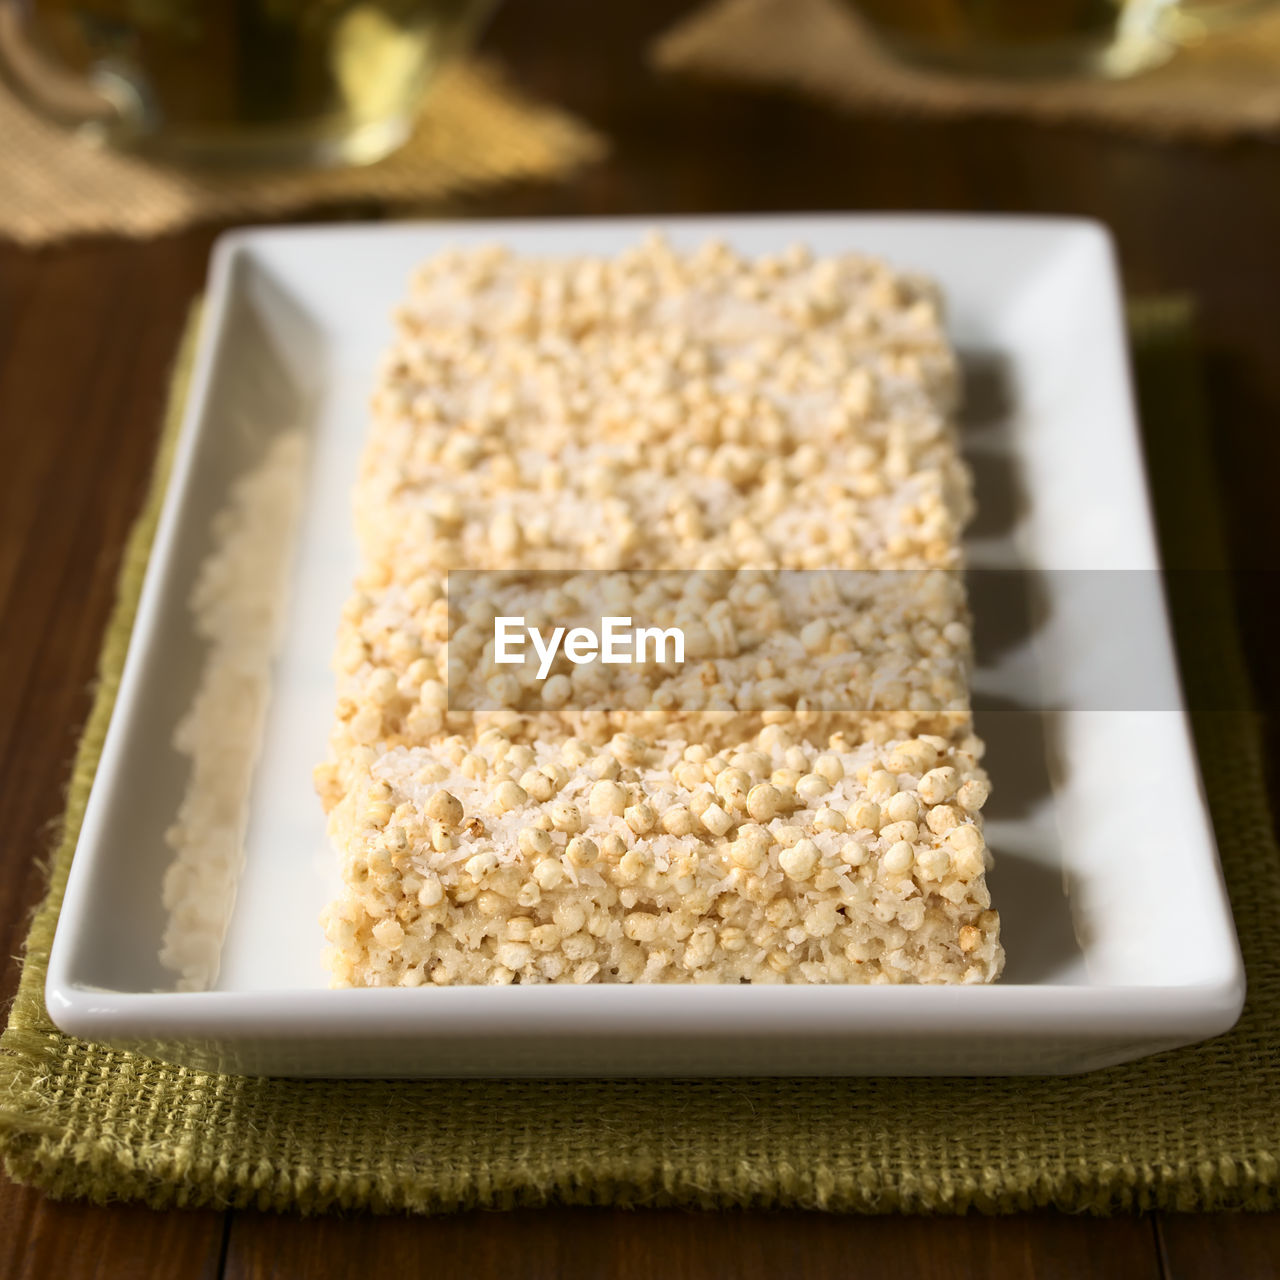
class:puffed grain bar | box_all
[317,236,1002,985]
[320,727,1002,986]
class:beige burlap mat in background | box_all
[0,60,604,247]
[655,0,1280,140]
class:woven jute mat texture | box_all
[655,0,1280,141]
[0,60,604,247]
[1,298,1276,1214]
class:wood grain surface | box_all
[2,0,1279,1275]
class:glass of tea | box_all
[0,0,495,167]
[849,0,1275,78]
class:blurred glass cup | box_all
[0,0,494,167]
[849,0,1276,79]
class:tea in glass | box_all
[0,0,492,166]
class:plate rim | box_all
[44,213,1246,1068]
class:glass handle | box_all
[0,1,132,139]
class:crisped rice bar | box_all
[317,236,1003,986]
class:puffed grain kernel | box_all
[958,925,981,953]
[956,779,990,812]
[840,840,870,868]
[426,790,464,828]
[683,928,716,968]
[518,826,552,858]
[779,838,820,881]
[916,846,951,880]
[372,919,404,950]
[880,819,919,845]
[814,806,846,833]
[727,826,766,869]
[688,788,715,819]
[520,769,555,802]
[661,806,695,836]
[624,801,656,834]
[770,768,801,792]
[541,763,570,792]
[867,770,898,801]
[611,733,647,765]
[813,753,844,784]
[589,779,628,817]
[505,917,535,942]
[533,857,565,890]
[550,800,584,833]
[590,753,622,782]
[624,911,660,942]
[566,835,599,866]
[804,902,839,938]
[883,841,915,874]
[531,924,562,951]
[497,941,532,970]
[888,740,939,775]
[885,792,921,824]
[700,801,733,837]
[947,823,984,856]
[464,851,499,881]
[349,704,383,745]
[673,761,706,790]
[746,782,785,822]
[795,773,830,804]
[364,800,393,829]
[899,899,926,932]
[492,779,527,813]
[618,849,646,880]
[715,767,751,809]
[848,800,881,832]
[918,767,960,805]
[731,750,771,777]
[925,803,959,835]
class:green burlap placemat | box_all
[1,299,1276,1215]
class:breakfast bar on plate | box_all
[315,235,1003,987]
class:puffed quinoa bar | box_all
[318,236,1003,985]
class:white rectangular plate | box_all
[46,215,1245,1077]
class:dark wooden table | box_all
[3,2,1279,1275]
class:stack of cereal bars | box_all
[316,235,1003,987]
